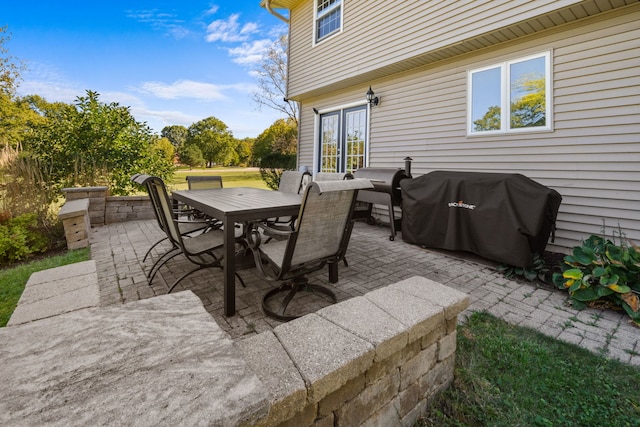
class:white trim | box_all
[316,100,366,115]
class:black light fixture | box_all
[366,86,379,107]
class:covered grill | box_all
[353,161,412,240]
[400,171,562,267]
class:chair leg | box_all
[262,277,337,321]
[166,265,246,293]
[142,237,169,263]
[147,248,182,284]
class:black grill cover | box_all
[400,171,562,267]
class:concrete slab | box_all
[8,260,99,326]
[0,291,268,426]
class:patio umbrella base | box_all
[262,277,337,322]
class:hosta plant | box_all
[552,235,640,326]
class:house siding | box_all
[294,4,640,251]
[286,0,635,99]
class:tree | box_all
[186,117,235,167]
[22,90,174,196]
[251,34,299,125]
[161,125,188,148]
[152,137,175,164]
[253,118,297,162]
[254,118,298,189]
[235,137,255,166]
[178,144,205,169]
[0,27,32,149]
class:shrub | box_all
[496,253,550,283]
[259,153,297,190]
[552,235,640,326]
[0,213,49,264]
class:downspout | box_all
[265,0,290,23]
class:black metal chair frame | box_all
[144,175,245,293]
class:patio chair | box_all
[278,170,307,194]
[182,175,224,224]
[186,175,223,190]
[131,174,211,265]
[145,175,245,293]
[313,172,353,181]
[245,179,373,321]
[266,170,311,231]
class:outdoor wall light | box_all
[366,86,379,107]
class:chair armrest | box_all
[245,221,292,250]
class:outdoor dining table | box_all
[171,187,302,316]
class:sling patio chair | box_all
[145,175,245,293]
[131,174,211,266]
[245,178,373,321]
[182,175,225,225]
[266,170,312,232]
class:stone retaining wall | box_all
[61,187,154,225]
[104,196,155,223]
[236,276,469,427]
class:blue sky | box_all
[3,2,289,138]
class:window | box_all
[468,52,551,135]
[315,0,342,43]
[318,105,367,174]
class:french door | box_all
[318,105,367,174]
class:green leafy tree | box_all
[161,125,188,148]
[22,90,173,196]
[0,27,34,149]
[153,137,176,164]
[187,116,235,167]
[236,137,254,166]
[178,143,205,169]
[254,118,298,189]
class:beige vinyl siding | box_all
[286,0,636,99]
[296,6,640,251]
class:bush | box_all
[259,153,297,190]
[552,234,640,326]
[0,213,49,264]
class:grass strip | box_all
[419,311,640,427]
[0,248,90,327]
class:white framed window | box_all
[314,0,342,43]
[317,104,368,174]
[468,51,552,135]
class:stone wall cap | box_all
[274,313,374,403]
[58,198,90,219]
[317,296,408,362]
[62,186,108,193]
[390,276,470,320]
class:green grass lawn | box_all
[170,167,268,190]
[417,311,640,427]
[0,248,90,327]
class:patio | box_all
[91,218,639,363]
[3,217,639,426]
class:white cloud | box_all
[228,39,272,65]
[205,13,258,43]
[138,80,228,100]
